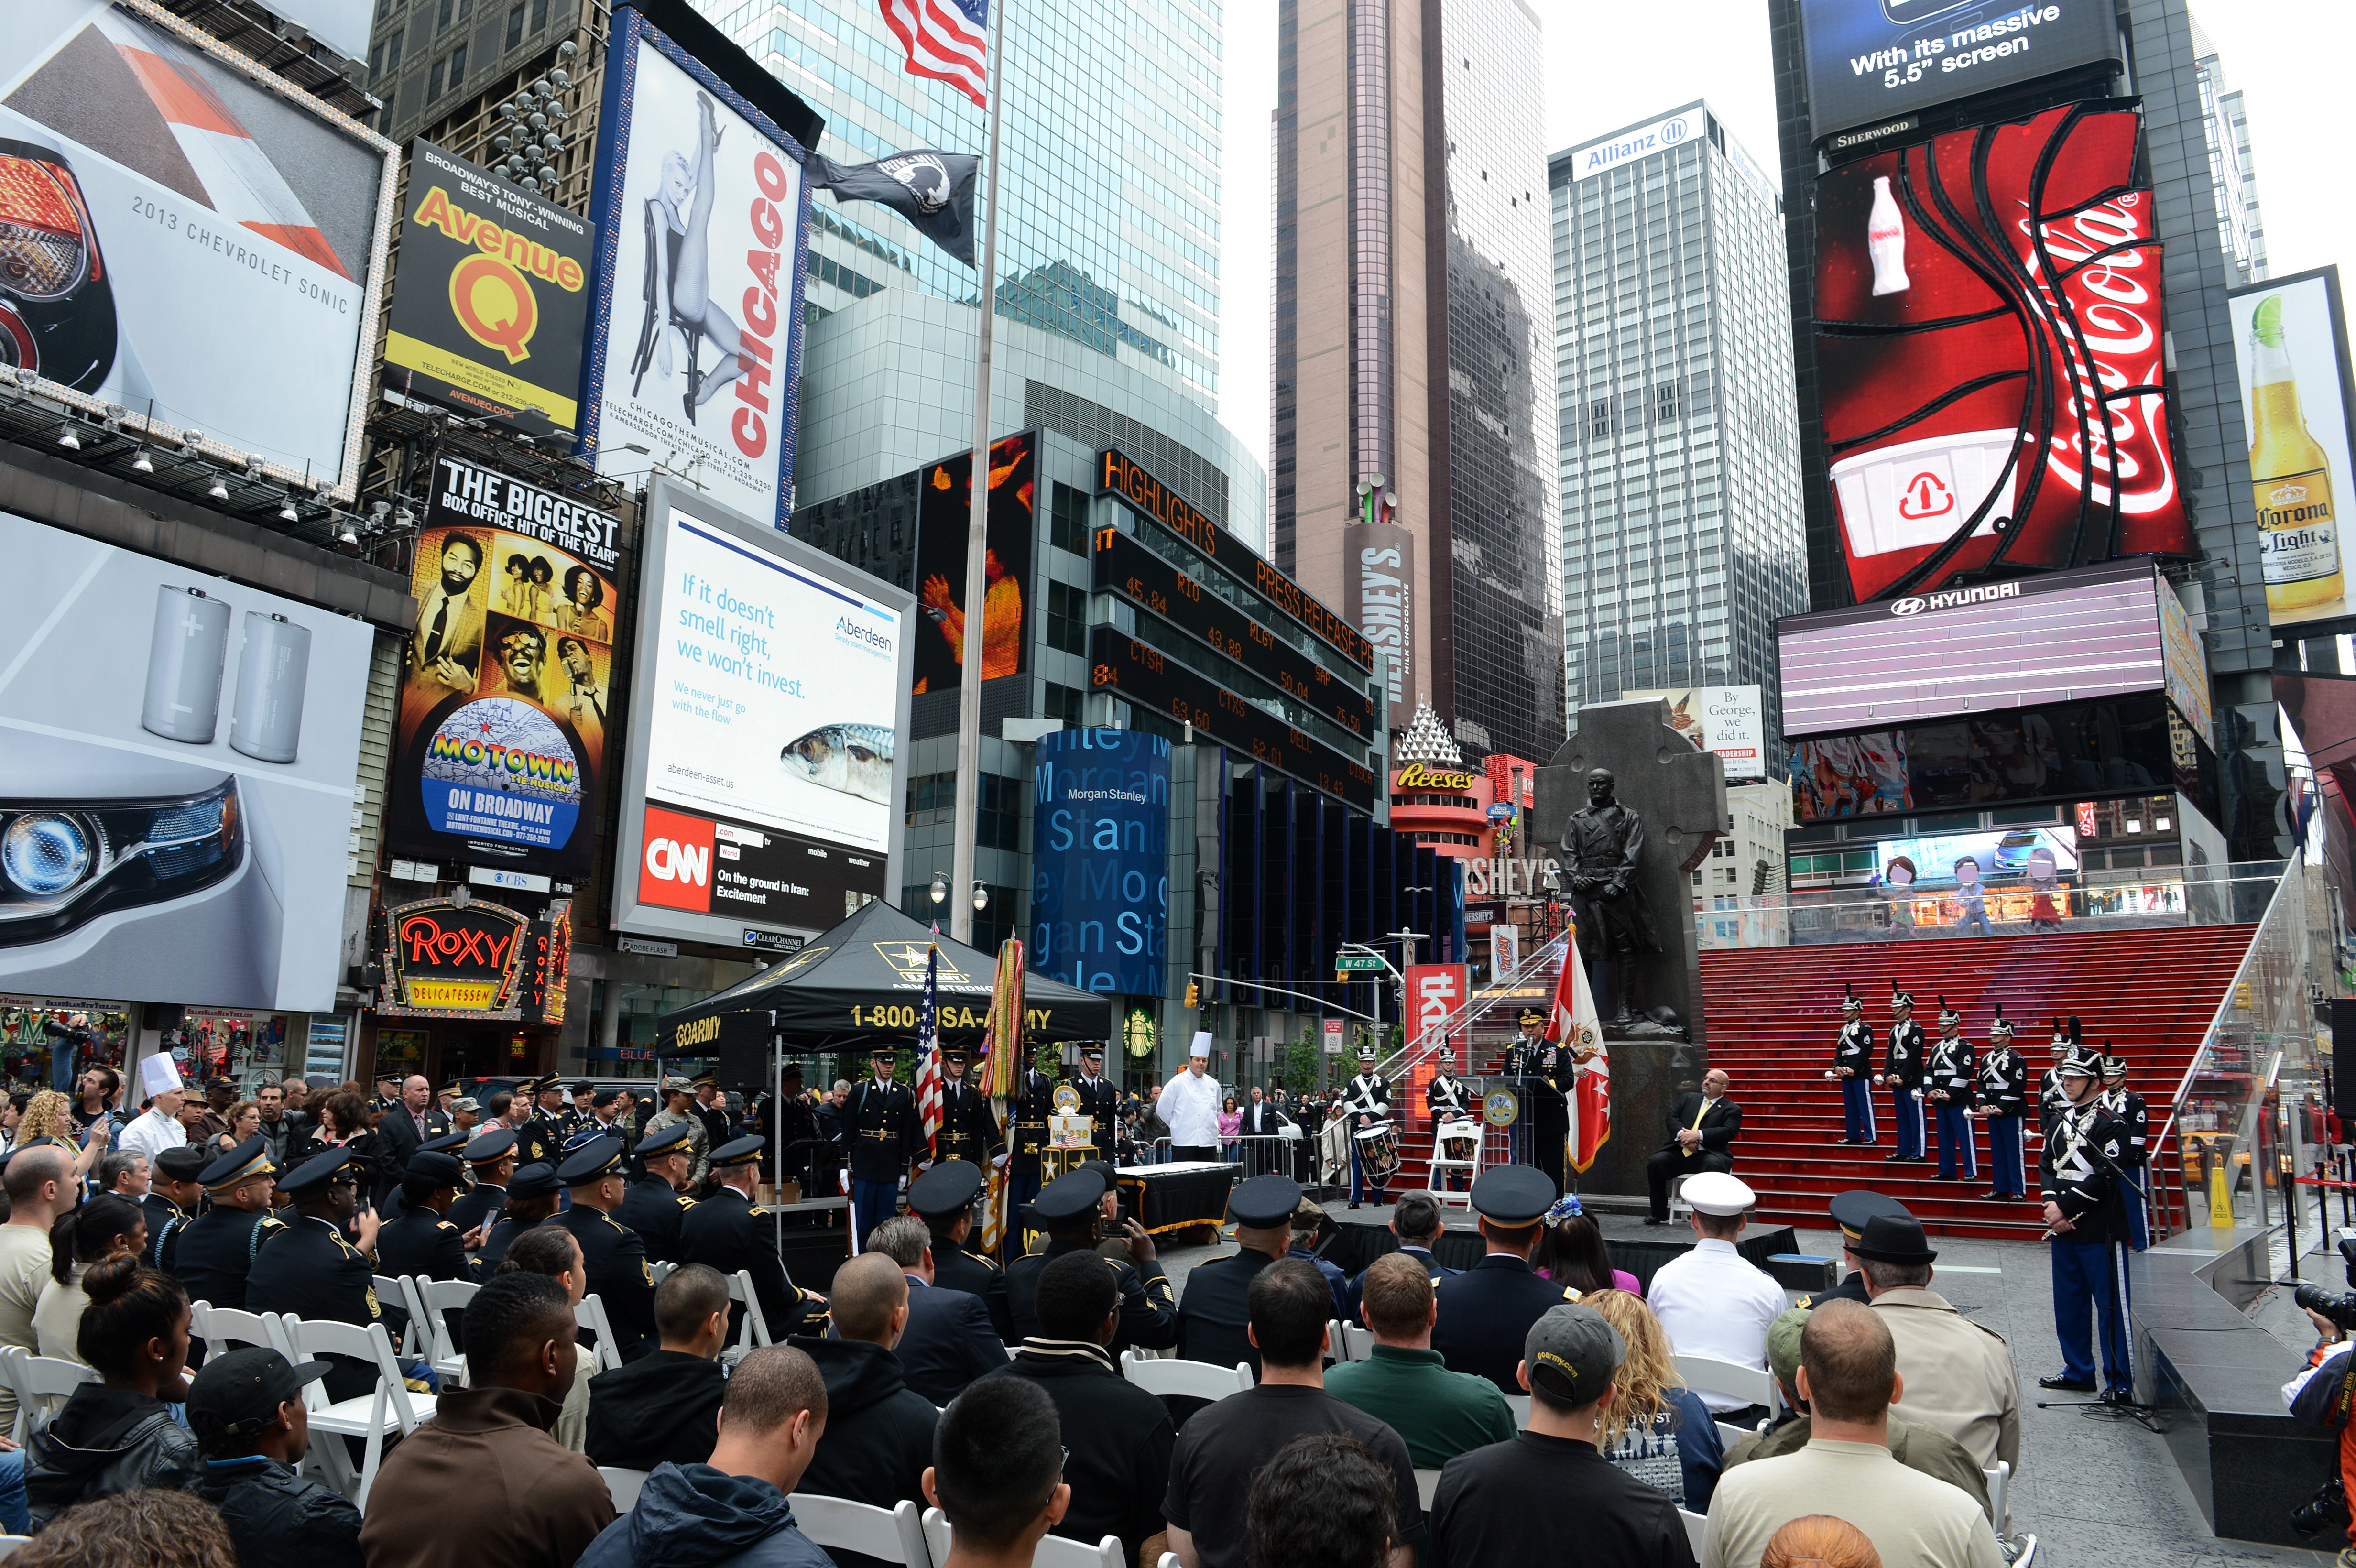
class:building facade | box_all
[1550,104,1808,738]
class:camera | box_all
[2294,1237,2356,1328]
[2293,1478,2348,1539]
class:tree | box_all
[1283,1024,1323,1094]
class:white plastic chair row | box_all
[0,1346,95,1443]
[1119,1349,1251,1403]
[1985,1460,2010,1534]
[921,1505,1120,1568]
[1674,1353,1782,1419]
[190,1300,432,1508]
[1680,1509,1709,1558]
[0,1537,30,1560]
[728,1268,773,1350]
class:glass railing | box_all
[1691,862,2290,949]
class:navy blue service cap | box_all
[711,1135,765,1169]
[466,1128,518,1165]
[557,1137,627,1185]
[155,1145,212,1182]
[200,1136,276,1191]
[1828,1189,1909,1243]
[417,1131,470,1156]
[637,1121,694,1159]
[273,1146,358,1199]
[1032,1167,1108,1221]
[406,1151,467,1187]
[1228,1174,1303,1229]
[1470,1164,1555,1226]
[908,1160,982,1216]
[505,1163,561,1201]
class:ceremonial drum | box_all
[1353,1122,1401,1180]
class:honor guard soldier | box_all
[681,1134,823,1340]
[1006,1041,1055,1219]
[480,1162,560,1272]
[373,1151,479,1283]
[1428,1039,1473,1125]
[846,1045,920,1245]
[1972,1008,2031,1201]
[2039,1018,2079,1141]
[1798,1189,1913,1308]
[907,1160,1010,1339]
[1069,1046,1121,1163]
[548,1137,660,1363]
[449,1128,517,1241]
[1431,1165,1578,1394]
[619,1120,698,1264]
[935,1049,1002,1171]
[1827,983,1877,1144]
[144,1144,209,1275]
[2100,1051,2151,1251]
[566,1081,600,1142]
[246,1148,398,1403]
[1924,997,1978,1181]
[369,1073,403,1119]
[513,1078,563,1169]
[172,1138,284,1314]
[1005,1166,1179,1353]
[2039,1044,2135,1400]
[1342,1045,1393,1210]
[1880,985,1928,1162]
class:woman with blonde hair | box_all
[212,1100,261,1154]
[1761,1514,1883,1568]
[1583,1287,1724,1511]
[15,1090,106,1182]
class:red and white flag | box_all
[1547,928,1611,1174]
[879,0,990,108]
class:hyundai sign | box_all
[1567,107,1702,183]
[1031,729,1170,996]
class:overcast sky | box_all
[1214,1,2352,492]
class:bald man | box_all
[792,1253,938,1515]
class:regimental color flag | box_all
[915,928,943,1157]
[1547,927,1612,1175]
[878,0,989,109]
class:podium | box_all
[1505,1075,1569,1195]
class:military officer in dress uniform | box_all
[618,1119,698,1264]
[510,1077,563,1170]
[1878,985,1929,1162]
[1428,1038,1474,1125]
[246,1147,395,1404]
[754,1062,826,1195]
[935,1049,1001,1171]
[1342,1045,1393,1210]
[374,1151,479,1283]
[680,1134,824,1341]
[691,1073,736,1156]
[1797,1189,1913,1308]
[171,1138,284,1315]
[2039,1019,2079,1142]
[1827,983,1877,1145]
[1499,1008,1552,1167]
[480,1162,560,1272]
[2101,1051,2152,1251]
[1972,1008,2031,1201]
[2039,1044,2135,1400]
[907,1161,1010,1339]
[449,1128,516,1241]
[1069,1046,1121,1164]
[845,1046,920,1245]
[1925,996,1979,1182]
[144,1145,209,1275]
[1006,1041,1055,1221]
[547,1137,659,1363]
[382,1130,469,1223]
[1175,1174,1299,1373]
[1431,1165,1578,1394]
[1005,1166,1179,1353]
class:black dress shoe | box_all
[1645,1216,1669,1226]
[1883,1153,1908,1162]
[1348,1201,1361,1210]
[2037,1374,2096,1392]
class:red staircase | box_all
[1694,926,2255,1239]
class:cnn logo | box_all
[638,807,715,912]
[646,838,709,886]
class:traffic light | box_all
[1185,980,1200,1009]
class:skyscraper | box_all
[1550,104,1808,731]
[1271,0,1561,764]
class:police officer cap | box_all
[1828,1188,1909,1242]
[1080,1045,1103,1061]
[637,1121,694,1159]
[691,1071,718,1089]
[155,1145,212,1182]
[505,1163,561,1201]
[417,1131,469,1156]
[572,1080,595,1097]
[556,1136,627,1186]
[200,1136,276,1190]
[1031,1167,1108,1221]
[562,1126,612,1156]
[1679,1170,1756,1217]
[1229,1174,1303,1229]
[1470,1164,1555,1226]
[438,1078,464,1097]
[907,1160,983,1216]
[1850,1211,1937,1265]
[274,1146,358,1199]
[711,1135,765,1169]
[466,1128,518,1164]
[1516,1008,1545,1027]
[406,1151,467,1187]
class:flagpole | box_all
[950,0,1010,947]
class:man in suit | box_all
[410,532,486,698]
[907,1160,1011,1341]
[868,1215,1007,1404]
[1430,1166,1576,1394]
[1645,1066,1742,1224]
[1345,1188,1457,1322]
[372,1075,455,1208]
[1239,1085,1288,1138]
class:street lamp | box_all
[929,871,949,906]
[971,881,990,913]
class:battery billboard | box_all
[611,479,912,950]
[0,0,397,501]
[1812,105,2194,604]
[2226,269,2356,631]
[1799,0,2122,146]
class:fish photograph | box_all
[781,722,894,803]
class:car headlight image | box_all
[0,774,241,947]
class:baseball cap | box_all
[1523,1303,1624,1407]
[187,1347,331,1445]
[1766,1307,1811,1390]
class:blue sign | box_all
[1031,728,1170,996]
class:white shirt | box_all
[1647,1236,1788,1414]
[117,1108,187,1165]
[1158,1067,1224,1147]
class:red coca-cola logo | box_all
[1899,472,1954,520]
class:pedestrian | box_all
[23,1256,202,1525]
[1850,1213,2020,1476]
[1762,1517,1883,1568]
[34,1192,146,1363]
[1532,1194,1642,1295]
[189,1347,366,1568]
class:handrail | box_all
[1372,931,1571,1085]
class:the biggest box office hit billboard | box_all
[387,455,622,879]
[0,511,375,1010]
[612,479,913,952]
[579,6,814,531]
[0,0,396,501]
[1812,105,2195,604]
[2226,269,2356,631]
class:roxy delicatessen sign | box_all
[374,895,568,1020]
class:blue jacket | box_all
[575,1462,831,1568]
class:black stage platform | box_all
[1315,1199,1819,1296]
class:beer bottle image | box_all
[2249,294,2342,612]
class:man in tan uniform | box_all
[1852,1211,2021,1476]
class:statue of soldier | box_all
[1561,768,1660,1024]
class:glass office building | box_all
[1549,103,1807,737]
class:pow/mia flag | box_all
[810,150,981,267]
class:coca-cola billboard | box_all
[1815,106,2195,603]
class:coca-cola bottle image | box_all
[1867,176,1910,297]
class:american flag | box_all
[878,0,989,109]
[914,928,943,1156]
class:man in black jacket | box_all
[547,1137,660,1363]
[907,1160,1011,1341]
[373,1075,454,1209]
[790,1253,938,1546]
[866,1215,1006,1405]
[246,1148,399,1404]
[584,1263,731,1471]
[1005,1168,1178,1353]
[616,1120,698,1264]
[1644,1067,1742,1224]
[144,1144,209,1275]
[188,1347,363,1568]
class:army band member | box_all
[679,1134,825,1340]
[1004,1167,1178,1353]
[1879,985,1928,1162]
[2039,1045,2134,1400]
[1342,1045,1393,1210]
[1925,997,1978,1183]
[1006,1041,1055,1218]
[619,1119,699,1264]
[1971,1008,2030,1201]
[1826,983,1876,1145]
[547,1137,659,1363]
[172,1138,284,1314]
[935,1049,1002,1171]
[1069,1045,1122,1165]
[845,1045,920,1245]
[2039,1018,2078,1141]
[245,1147,396,1404]
[1427,1040,1474,1124]
[2101,1052,2151,1251]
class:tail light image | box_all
[0,135,115,392]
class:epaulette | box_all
[977,1253,1001,1273]
[749,1207,770,1218]
[677,1195,697,1209]
[602,1213,627,1232]
[438,1220,458,1231]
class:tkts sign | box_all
[374,895,565,1021]
[1814,106,2194,603]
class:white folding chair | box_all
[0,1536,31,1559]
[1413,1468,1441,1509]
[650,1261,678,1285]
[1667,1175,1692,1222]
[284,1317,435,1507]
[1119,1350,1252,1402]
[0,1348,96,1443]
[1674,1353,1781,1418]
[1428,1120,1482,1204]
[1157,1556,1181,1568]
[578,1294,625,1374]
[374,1275,425,1358]
[600,1466,652,1510]
[1715,1420,1753,1452]
[1341,1322,1375,1362]
[729,1269,774,1349]
[923,1506,1117,1568]
[1504,1393,1532,1429]
[1985,1460,2010,1534]
[194,1303,294,1367]
[1326,1318,1353,1363]
[792,1493,927,1566]
[1680,1509,1709,1558]
[415,1278,480,1381]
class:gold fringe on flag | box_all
[979,936,1026,1099]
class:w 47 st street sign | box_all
[1333,954,1387,973]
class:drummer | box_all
[1342,1043,1395,1210]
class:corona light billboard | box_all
[385,139,593,432]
